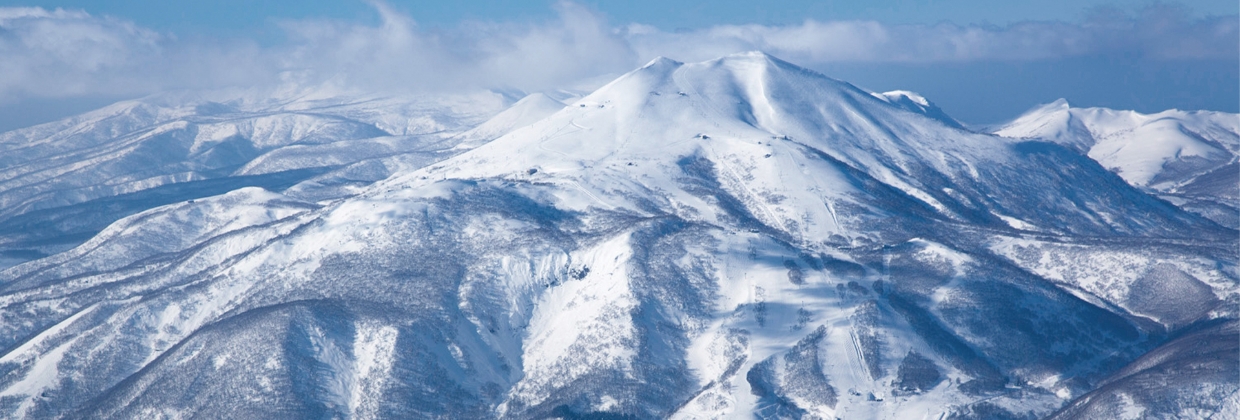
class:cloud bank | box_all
[0,1,1234,104]
[626,6,1238,64]
[0,7,271,101]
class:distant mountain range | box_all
[0,52,1233,419]
[993,99,1238,229]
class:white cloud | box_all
[625,6,1237,64]
[0,6,270,103]
[0,1,1232,104]
[273,1,635,93]
[0,7,160,100]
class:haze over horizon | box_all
[0,0,1235,131]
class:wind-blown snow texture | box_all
[0,52,1234,419]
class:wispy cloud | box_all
[0,7,161,99]
[0,1,1233,104]
[625,3,1238,63]
[0,7,272,102]
[273,1,634,93]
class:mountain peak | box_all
[880,90,930,107]
[720,50,778,61]
[707,50,804,73]
[993,99,1239,199]
[383,52,1207,240]
[0,51,1232,420]
[640,56,684,70]
[874,90,964,129]
[1033,98,1072,113]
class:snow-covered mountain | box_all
[872,90,965,130]
[0,88,571,269]
[992,100,1239,228]
[0,52,1233,419]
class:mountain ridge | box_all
[0,51,1232,419]
[992,99,1239,228]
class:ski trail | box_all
[848,328,871,385]
[825,199,842,233]
[0,303,97,365]
[567,179,616,211]
[535,117,588,158]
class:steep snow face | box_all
[0,52,1233,419]
[992,100,1239,226]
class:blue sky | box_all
[3,0,1235,32]
[0,0,1235,130]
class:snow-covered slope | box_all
[1045,319,1238,420]
[0,89,533,268]
[0,52,1233,419]
[452,93,567,150]
[992,100,1239,227]
[872,90,965,130]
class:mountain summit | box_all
[390,51,1212,239]
[0,52,1234,419]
